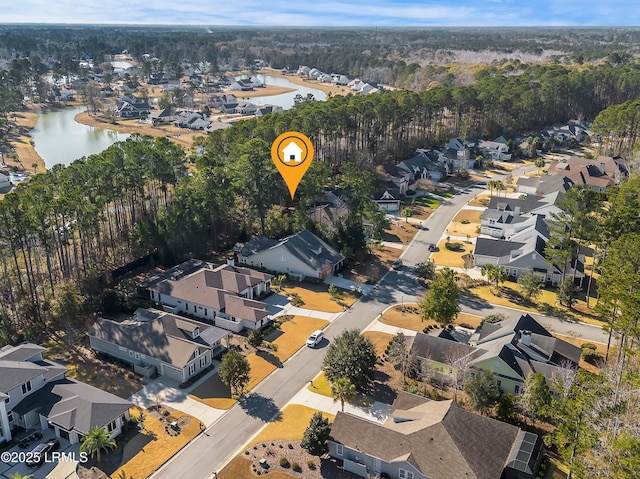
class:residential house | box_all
[547,155,628,192]
[308,68,322,79]
[397,151,445,183]
[236,102,257,115]
[238,230,345,280]
[381,164,411,195]
[140,260,273,333]
[373,187,402,212]
[516,174,573,196]
[411,314,582,396]
[478,139,512,161]
[0,342,131,445]
[331,74,351,85]
[173,111,210,130]
[113,95,151,118]
[479,195,558,239]
[150,107,179,125]
[468,314,581,394]
[230,79,254,91]
[89,308,228,383]
[442,138,474,171]
[209,93,237,109]
[297,66,311,76]
[319,73,333,83]
[255,105,283,117]
[329,390,543,479]
[473,223,583,286]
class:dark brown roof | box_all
[330,391,521,479]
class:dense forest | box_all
[1,26,640,89]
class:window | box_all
[399,469,414,479]
[336,444,343,456]
[7,412,13,422]
[201,356,208,368]
[204,309,208,316]
[21,381,32,395]
[497,380,501,387]
[186,304,189,312]
[119,346,127,352]
[515,385,520,394]
[188,363,196,376]
[107,420,117,432]
[140,354,146,360]
[134,352,140,360]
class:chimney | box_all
[514,206,521,217]
[227,256,235,267]
[521,330,531,346]
[599,162,605,175]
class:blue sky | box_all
[1,0,638,26]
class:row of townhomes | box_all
[473,154,628,285]
[0,343,132,445]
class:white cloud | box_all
[1,0,638,25]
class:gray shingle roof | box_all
[89,309,228,368]
[330,391,522,479]
[0,343,45,362]
[473,238,525,258]
[0,361,46,394]
[240,230,344,273]
[13,378,131,436]
[410,333,480,364]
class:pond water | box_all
[31,107,130,168]
[31,75,324,168]
[234,74,326,109]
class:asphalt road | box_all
[152,166,608,479]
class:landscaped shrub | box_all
[280,457,290,468]
[581,343,603,365]
[461,218,470,224]
[292,462,301,472]
[290,293,304,307]
[287,443,293,449]
[445,241,464,251]
[307,460,316,470]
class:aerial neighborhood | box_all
[0,24,638,479]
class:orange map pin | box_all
[271,131,315,199]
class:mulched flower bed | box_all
[245,440,321,477]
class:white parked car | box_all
[306,330,324,347]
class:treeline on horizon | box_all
[2,51,640,345]
[1,26,640,89]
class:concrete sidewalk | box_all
[363,318,418,337]
[129,372,226,427]
[289,386,391,424]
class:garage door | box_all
[161,364,184,382]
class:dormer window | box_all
[194,348,199,357]
[192,328,200,339]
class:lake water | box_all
[32,107,130,168]
[234,74,326,109]
[31,75,324,168]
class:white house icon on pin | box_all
[282,141,303,163]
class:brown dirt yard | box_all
[280,282,358,312]
[380,303,483,332]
